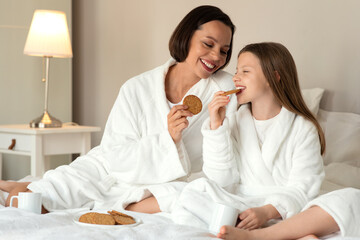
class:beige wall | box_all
[2,0,359,180]
[0,0,72,180]
[73,0,360,148]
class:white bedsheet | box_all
[0,206,215,240]
[0,205,358,240]
[1,109,359,240]
[1,188,359,240]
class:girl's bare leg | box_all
[217,206,339,240]
[0,180,48,213]
[0,181,31,207]
[297,235,319,240]
[0,180,28,193]
[125,196,160,214]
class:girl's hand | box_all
[208,91,230,130]
[167,105,193,143]
[237,206,269,230]
[237,205,281,230]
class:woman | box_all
[0,5,237,214]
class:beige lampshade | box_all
[24,9,73,58]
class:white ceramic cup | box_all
[209,202,238,234]
[10,192,42,214]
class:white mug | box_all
[10,192,42,214]
[209,202,238,234]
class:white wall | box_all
[0,0,72,180]
[73,0,360,148]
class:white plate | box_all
[74,211,142,228]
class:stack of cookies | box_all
[79,210,136,225]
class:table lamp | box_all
[24,9,73,128]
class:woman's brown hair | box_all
[169,5,235,71]
[239,42,326,155]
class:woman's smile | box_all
[200,58,216,72]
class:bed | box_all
[0,88,359,240]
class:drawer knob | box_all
[8,139,16,150]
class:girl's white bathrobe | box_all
[303,188,360,237]
[172,104,324,229]
[27,59,237,212]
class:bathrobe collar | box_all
[154,58,175,127]
[261,107,296,170]
[237,104,296,185]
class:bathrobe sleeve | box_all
[100,79,189,185]
[201,114,240,187]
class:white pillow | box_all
[318,109,360,190]
[323,163,360,189]
[301,88,325,115]
[318,109,360,166]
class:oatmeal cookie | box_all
[79,212,116,225]
[183,95,202,115]
[108,210,136,225]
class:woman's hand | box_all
[237,204,281,230]
[167,105,193,143]
[208,92,230,130]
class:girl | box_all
[0,5,238,214]
[198,42,325,229]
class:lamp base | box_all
[30,111,62,128]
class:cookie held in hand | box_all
[183,95,202,115]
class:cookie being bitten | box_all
[183,95,202,115]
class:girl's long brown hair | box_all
[239,42,325,155]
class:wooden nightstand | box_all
[0,124,101,179]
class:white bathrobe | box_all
[28,59,237,212]
[303,188,360,237]
[171,104,324,229]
